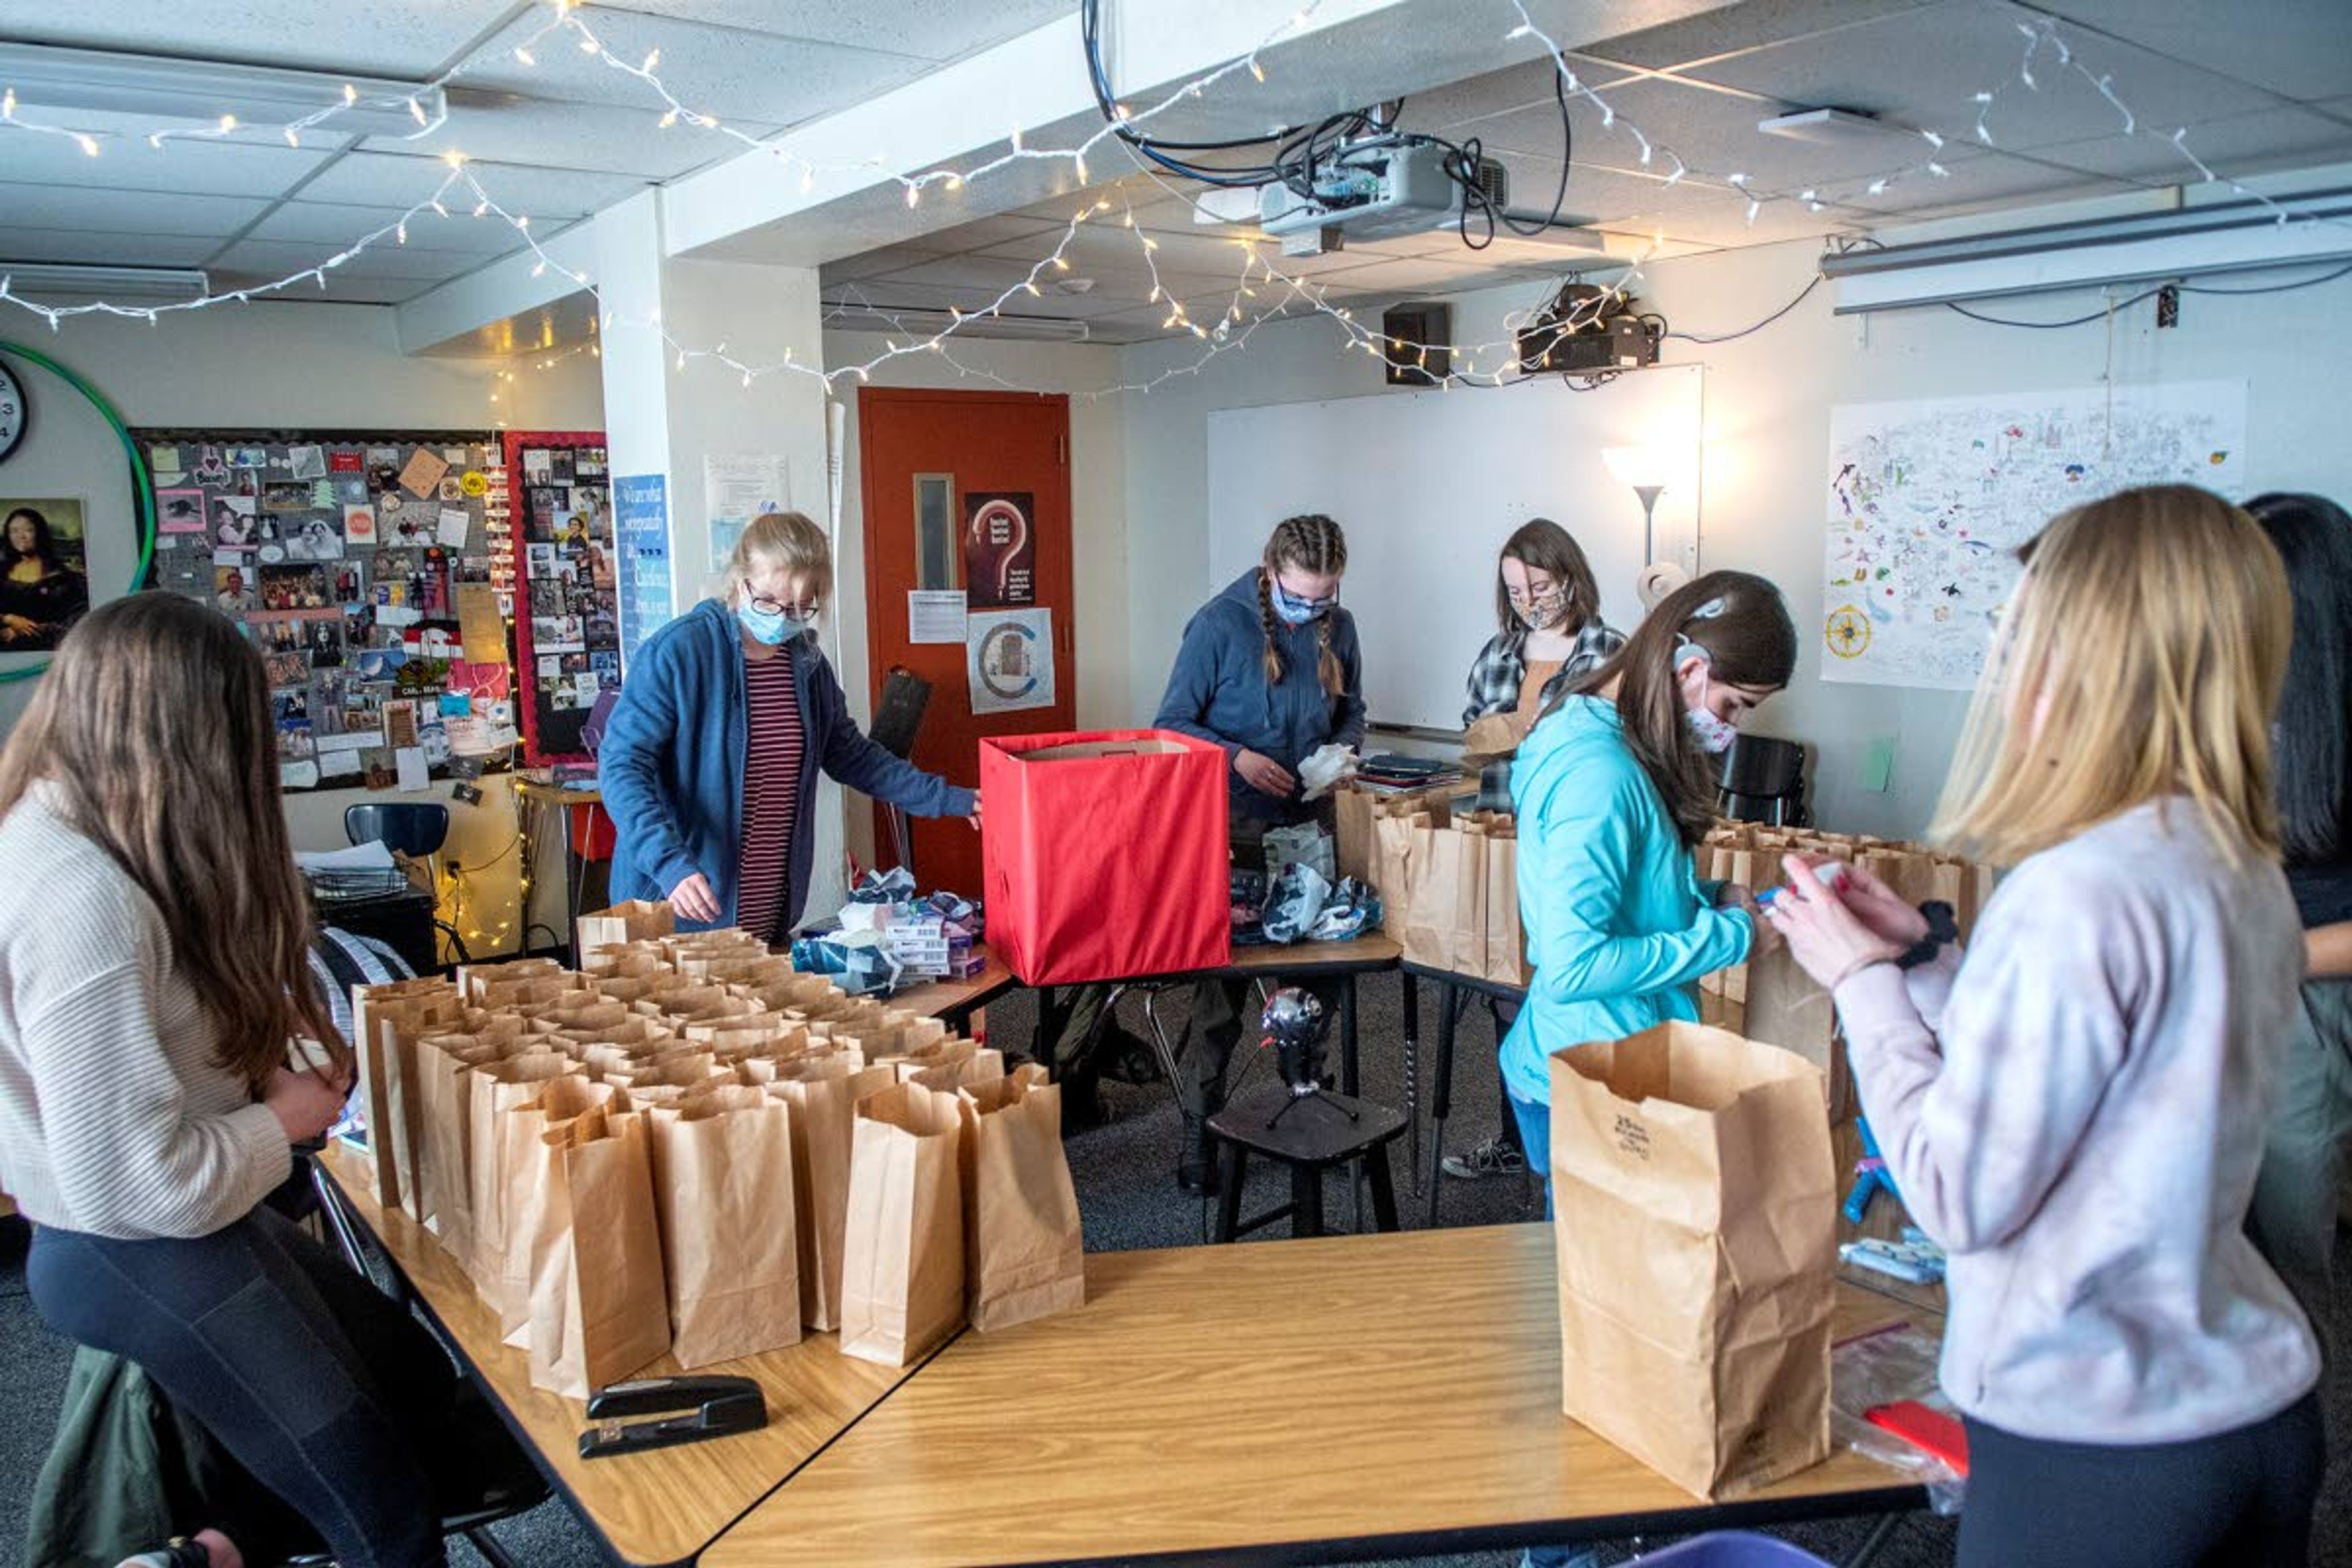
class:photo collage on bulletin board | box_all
[137,431,521,792]
[505,432,619,764]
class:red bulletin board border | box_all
[502,429,612,767]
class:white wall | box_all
[818,330,1129,863]
[1115,239,2352,837]
[0,301,604,955]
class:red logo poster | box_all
[961,491,1036,607]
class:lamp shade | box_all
[1603,445,1676,492]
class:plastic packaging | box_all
[1830,1321,1966,1514]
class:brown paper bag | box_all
[1403,819,1486,976]
[647,1087,802,1366]
[497,1076,624,1343]
[1738,943,1850,1123]
[839,1082,966,1367]
[1461,710,1533,767]
[1481,823,1532,987]
[1548,1022,1836,1501]
[527,1104,671,1399]
[767,1058,899,1332]
[464,1052,582,1291]
[411,1023,530,1257]
[574,899,676,957]
[957,1066,1084,1332]
[354,986,467,1222]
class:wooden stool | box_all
[1207,1084,1407,1242]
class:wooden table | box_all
[884,943,1019,1034]
[317,1141,921,1568]
[703,1224,1938,1568]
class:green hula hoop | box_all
[0,341,157,683]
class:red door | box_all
[858,388,1076,899]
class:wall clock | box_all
[0,356,26,464]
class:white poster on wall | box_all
[1821,380,2247,691]
[967,608,1055,715]
[704,453,790,571]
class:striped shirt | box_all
[736,646,806,943]
[0,785,291,1239]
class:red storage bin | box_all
[980,730,1229,986]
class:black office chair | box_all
[344,804,469,963]
[1717,734,1809,827]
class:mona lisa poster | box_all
[0,498,91,653]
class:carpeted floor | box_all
[5,973,2348,1566]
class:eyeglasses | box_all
[1275,580,1340,612]
[747,594,819,618]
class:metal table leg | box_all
[1401,970,1422,1196]
[1842,1514,1905,1567]
[1426,979,1460,1227]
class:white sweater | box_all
[0,788,290,1239]
[1835,800,2319,1444]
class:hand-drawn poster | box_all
[1822,381,2245,690]
[962,491,1036,608]
[967,607,1054,715]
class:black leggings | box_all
[29,1202,455,1568]
[1959,1392,2323,1568]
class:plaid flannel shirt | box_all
[1463,619,1625,809]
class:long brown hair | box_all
[0,592,342,1090]
[1256,513,1349,696]
[1935,485,2289,865]
[1566,570,1795,846]
[1494,518,1600,635]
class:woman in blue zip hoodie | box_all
[1502,570,1795,1202]
[600,510,976,943]
[1152,513,1365,1190]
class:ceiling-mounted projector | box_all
[1255,134,1605,255]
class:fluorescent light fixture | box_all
[0,262,210,301]
[823,302,1092,341]
[1823,185,2352,313]
[0,42,445,138]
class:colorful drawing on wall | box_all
[1,499,92,654]
[1822,380,2247,691]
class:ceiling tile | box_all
[211,270,437,305]
[1679,2,2277,156]
[2024,105,2352,186]
[376,91,780,181]
[0,109,333,195]
[975,222,1266,279]
[210,236,484,282]
[1,1,495,77]
[1579,0,1940,72]
[293,152,649,218]
[0,231,225,267]
[607,0,1077,64]
[0,184,269,236]
[455,9,927,130]
[2031,0,2352,104]
[1828,146,2130,216]
[823,276,1130,322]
[242,200,537,257]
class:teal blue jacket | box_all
[1499,695,1755,1104]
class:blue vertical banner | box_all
[613,472,673,670]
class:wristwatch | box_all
[1894,900,1961,971]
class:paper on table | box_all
[398,448,450,498]
[394,747,429,791]
[437,508,472,548]
[296,841,398,873]
[908,590,967,644]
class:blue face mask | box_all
[737,602,793,646]
[1270,581,1333,627]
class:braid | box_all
[1256,570,1284,685]
[1261,512,1349,690]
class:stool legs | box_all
[1366,1147,1400,1233]
[1213,1142,1247,1243]
[1289,1159,1325,1238]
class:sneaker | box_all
[1442,1134,1525,1181]
[119,1541,212,1568]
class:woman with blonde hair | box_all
[1766,486,2321,1567]
[0,593,467,1568]
[601,510,976,941]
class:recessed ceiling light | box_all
[1757,108,1894,145]
[1050,277,1096,295]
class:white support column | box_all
[593,190,851,921]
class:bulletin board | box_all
[135,429,519,791]
[502,431,617,765]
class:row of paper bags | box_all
[1335,785,1533,986]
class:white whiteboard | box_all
[1206,364,1705,732]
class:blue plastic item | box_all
[1627,1533,1833,1567]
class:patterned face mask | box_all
[1676,639,1739,753]
[1514,589,1569,631]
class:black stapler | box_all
[579,1375,767,1460]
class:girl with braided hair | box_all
[1146,512,1366,1190]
